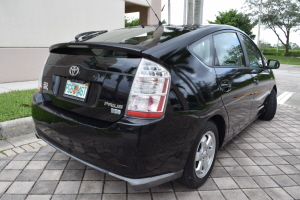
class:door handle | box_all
[220,80,232,92]
[253,77,259,84]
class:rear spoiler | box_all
[49,42,147,56]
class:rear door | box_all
[213,31,254,139]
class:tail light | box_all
[126,58,171,118]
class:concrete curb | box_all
[0,117,35,139]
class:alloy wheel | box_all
[194,130,216,178]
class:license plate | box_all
[63,80,89,101]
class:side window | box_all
[189,35,212,66]
[240,34,263,68]
[213,32,245,66]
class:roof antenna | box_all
[145,0,162,26]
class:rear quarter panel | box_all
[137,46,229,174]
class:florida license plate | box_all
[63,80,89,101]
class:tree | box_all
[244,0,300,56]
[276,42,300,49]
[274,43,288,49]
[208,9,257,39]
[259,40,273,49]
[290,42,300,50]
[125,17,140,27]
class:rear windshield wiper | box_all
[74,30,107,42]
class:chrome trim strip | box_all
[257,104,264,111]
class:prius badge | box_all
[104,102,123,115]
[69,65,80,76]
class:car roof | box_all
[83,24,241,49]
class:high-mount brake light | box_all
[126,58,170,118]
[66,45,89,48]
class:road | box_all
[273,64,300,108]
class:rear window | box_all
[85,26,191,48]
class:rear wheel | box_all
[259,89,277,121]
[179,121,218,188]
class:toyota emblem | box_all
[69,65,80,76]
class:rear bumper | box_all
[39,133,182,190]
[32,91,190,189]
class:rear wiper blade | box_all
[75,30,107,42]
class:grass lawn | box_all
[264,55,300,65]
[0,89,37,122]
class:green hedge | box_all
[261,48,300,57]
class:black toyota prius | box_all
[32,24,280,190]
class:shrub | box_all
[261,48,300,57]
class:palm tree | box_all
[187,0,194,25]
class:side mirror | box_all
[266,60,280,69]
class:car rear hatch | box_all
[41,42,145,127]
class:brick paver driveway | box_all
[0,105,300,200]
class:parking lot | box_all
[0,64,300,200]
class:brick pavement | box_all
[0,104,300,200]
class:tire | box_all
[179,121,219,189]
[259,89,277,121]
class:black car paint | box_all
[32,25,275,183]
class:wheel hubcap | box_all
[194,130,216,178]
